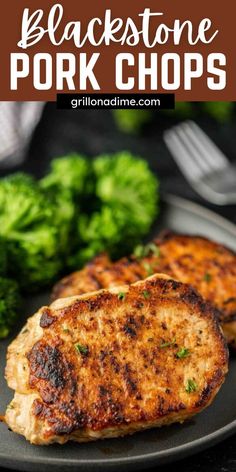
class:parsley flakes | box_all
[203,273,212,282]
[142,262,154,276]
[134,243,160,259]
[160,338,176,348]
[185,379,198,393]
[176,347,190,359]
[75,344,89,356]
[133,244,145,259]
[145,243,160,257]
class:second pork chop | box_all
[53,232,236,347]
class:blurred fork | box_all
[163,120,236,205]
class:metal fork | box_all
[163,120,236,205]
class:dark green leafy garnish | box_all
[142,290,150,299]
[160,338,176,348]
[118,292,126,301]
[203,273,212,282]
[185,379,197,393]
[63,328,70,333]
[176,347,190,359]
[75,343,89,355]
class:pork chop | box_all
[5,274,228,445]
[52,232,236,347]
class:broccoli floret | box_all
[0,173,51,231]
[40,154,94,260]
[70,152,159,267]
[0,277,21,338]
[0,154,159,283]
[6,227,61,290]
[0,173,64,290]
[40,154,92,199]
[94,152,158,234]
[76,206,127,262]
[113,110,152,134]
[50,191,76,253]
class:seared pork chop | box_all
[53,232,236,347]
[5,274,228,445]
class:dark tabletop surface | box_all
[1,104,236,472]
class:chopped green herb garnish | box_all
[134,243,160,259]
[203,273,212,282]
[160,338,176,348]
[143,262,154,276]
[63,328,70,333]
[75,344,89,355]
[176,347,190,359]
[185,379,197,393]
[142,290,150,299]
[133,244,145,259]
[145,243,160,257]
[118,292,126,301]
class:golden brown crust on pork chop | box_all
[5,275,228,445]
[52,232,236,347]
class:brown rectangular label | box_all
[0,0,234,100]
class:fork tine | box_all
[183,121,229,172]
[164,121,236,205]
[174,124,213,175]
[164,130,204,181]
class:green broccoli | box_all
[0,173,64,290]
[70,152,159,267]
[40,154,95,259]
[0,153,159,286]
[113,110,152,134]
[75,206,127,264]
[50,191,76,253]
[40,154,92,199]
[0,277,21,338]
[94,152,158,234]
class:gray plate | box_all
[1,194,236,472]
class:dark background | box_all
[1,104,236,472]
